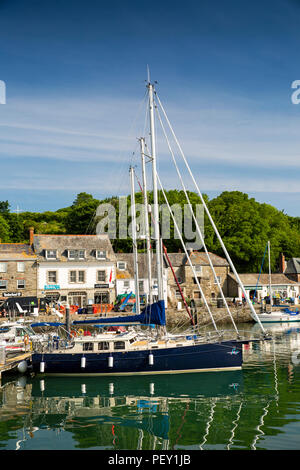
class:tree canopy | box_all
[1,190,299,273]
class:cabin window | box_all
[114,341,125,350]
[98,341,110,351]
[83,342,94,351]
[16,328,25,337]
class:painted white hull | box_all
[254,311,300,323]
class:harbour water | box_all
[0,322,300,451]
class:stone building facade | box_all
[115,252,168,305]
[33,231,116,307]
[0,242,38,301]
[164,251,230,308]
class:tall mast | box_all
[268,240,272,311]
[130,166,140,314]
[148,81,164,302]
[140,137,153,305]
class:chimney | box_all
[29,227,34,246]
[279,253,285,273]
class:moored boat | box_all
[28,76,269,376]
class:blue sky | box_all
[0,0,300,215]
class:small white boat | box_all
[254,308,300,323]
[251,241,300,323]
[0,321,49,353]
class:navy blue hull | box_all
[31,340,244,375]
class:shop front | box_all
[68,291,87,308]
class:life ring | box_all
[70,330,77,337]
[24,335,30,345]
[77,329,84,336]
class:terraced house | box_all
[0,240,38,301]
[32,230,116,307]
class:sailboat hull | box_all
[253,312,300,323]
[30,340,244,376]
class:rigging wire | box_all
[154,97,239,335]
[154,89,267,336]
[155,171,219,334]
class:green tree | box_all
[0,214,11,242]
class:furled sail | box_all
[72,300,166,326]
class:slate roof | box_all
[165,251,229,267]
[0,243,36,260]
[33,234,116,263]
[116,253,159,280]
[285,258,300,274]
[228,272,298,286]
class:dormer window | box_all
[117,261,126,270]
[96,250,106,260]
[46,250,57,260]
[68,249,85,260]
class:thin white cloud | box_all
[0,91,299,196]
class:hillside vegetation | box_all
[0,191,299,273]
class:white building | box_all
[33,232,116,307]
[227,273,300,304]
[115,253,168,306]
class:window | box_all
[17,262,25,272]
[139,280,144,292]
[69,270,85,283]
[114,341,125,350]
[0,280,7,289]
[117,261,126,270]
[17,280,25,289]
[123,280,130,288]
[97,270,106,282]
[194,265,202,274]
[0,263,7,273]
[175,289,183,299]
[98,341,110,351]
[83,342,94,351]
[46,250,57,260]
[48,271,57,283]
[94,292,109,304]
[96,250,106,260]
[193,291,202,299]
[193,277,201,284]
[68,249,85,260]
[214,275,221,284]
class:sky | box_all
[0,0,300,215]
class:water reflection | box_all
[0,323,300,450]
